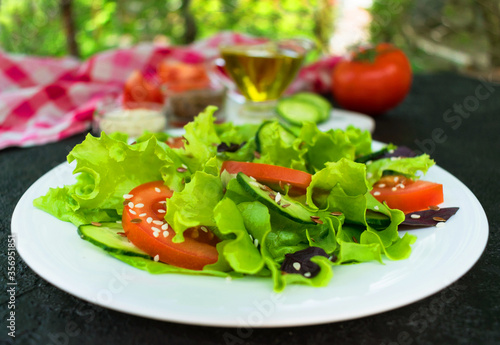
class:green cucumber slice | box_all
[292,92,332,122]
[365,210,391,230]
[276,97,322,126]
[236,172,317,224]
[78,222,151,258]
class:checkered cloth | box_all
[0,32,341,149]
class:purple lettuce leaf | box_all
[402,207,460,227]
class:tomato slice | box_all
[221,161,312,194]
[370,175,444,213]
[122,181,219,270]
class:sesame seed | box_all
[433,216,446,222]
[200,226,208,232]
[155,187,161,193]
[374,205,379,210]
[130,218,142,223]
[388,149,395,154]
[330,211,343,216]
[161,223,169,230]
[253,151,261,159]
[181,164,188,169]
[254,238,259,247]
[139,213,147,217]
[176,167,187,173]
[153,231,160,238]
[397,183,406,189]
[128,202,134,208]
[158,209,166,213]
[116,220,122,224]
[135,203,144,208]
[146,217,153,224]
[281,203,291,208]
[436,222,446,228]
[163,231,169,237]
[373,191,381,196]
[394,176,399,183]
[366,160,373,165]
[154,254,159,262]
[293,262,301,271]
[225,276,233,282]
[429,205,441,211]
[250,181,261,188]
[304,272,312,278]
[123,194,134,199]
[153,220,164,225]
[275,192,282,204]
[391,187,397,191]
[91,222,102,227]
[367,172,373,179]
[129,209,137,215]
[378,183,386,188]
[249,176,257,181]
[151,226,160,232]
[159,200,167,204]
[410,214,421,219]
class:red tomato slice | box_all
[122,181,219,270]
[123,70,164,108]
[221,161,312,194]
[370,175,443,213]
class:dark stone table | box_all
[1,72,499,345]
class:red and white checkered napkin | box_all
[0,32,341,149]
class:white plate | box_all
[12,146,488,327]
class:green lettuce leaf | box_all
[34,133,185,225]
[365,154,435,186]
[164,171,224,242]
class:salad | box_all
[33,106,457,292]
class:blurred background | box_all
[0,0,499,78]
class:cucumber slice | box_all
[78,222,151,258]
[276,97,322,126]
[255,120,297,153]
[236,172,317,224]
[365,210,391,230]
[292,92,332,122]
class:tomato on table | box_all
[123,70,164,108]
[221,161,312,195]
[370,175,443,214]
[122,181,219,270]
[331,43,412,116]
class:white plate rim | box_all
[12,142,489,328]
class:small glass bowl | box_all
[159,60,227,127]
[92,97,166,137]
[164,85,227,127]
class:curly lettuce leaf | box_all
[365,154,435,186]
[298,123,372,172]
[34,133,185,226]
[254,121,308,171]
[164,171,223,242]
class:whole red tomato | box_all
[331,43,412,116]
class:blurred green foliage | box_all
[0,0,331,60]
